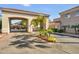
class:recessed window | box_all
[64,14,71,18]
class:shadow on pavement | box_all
[9,35,50,49]
[35,45,50,48]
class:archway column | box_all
[2,15,10,33]
[45,18,49,29]
[27,19,32,32]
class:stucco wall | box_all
[2,11,49,33]
[60,12,79,33]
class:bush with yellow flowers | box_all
[48,36,57,42]
[38,28,57,42]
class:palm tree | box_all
[37,16,46,29]
[21,20,27,27]
[20,20,28,31]
[31,15,46,30]
[31,19,39,27]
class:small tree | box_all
[71,25,78,34]
[77,24,79,34]
[62,26,67,32]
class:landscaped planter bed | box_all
[35,35,57,43]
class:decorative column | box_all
[2,14,10,33]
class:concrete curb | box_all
[54,33,79,38]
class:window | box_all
[64,14,71,18]
[75,11,79,16]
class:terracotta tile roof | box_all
[0,7,49,17]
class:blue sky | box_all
[0,4,79,21]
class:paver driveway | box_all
[0,33,79,54]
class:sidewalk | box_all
[54,33,79,38]
[0,33,7,39]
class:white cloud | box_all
[21,4,31,6]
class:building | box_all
[0,7,49,33]
[59,6,79,34]
[49,18,61,29]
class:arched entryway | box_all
[9,17,28,32]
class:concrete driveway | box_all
[0,33,79,54]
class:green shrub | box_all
[57,29,64,33]
[52,28,58,32]
[38,29,48,36]
[47,28,53,33]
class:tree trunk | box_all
[40,22,44,29]
[75,28,77,34]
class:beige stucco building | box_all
[0,8,49,33]
[49,18,61,29]
[59,6,79,33]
